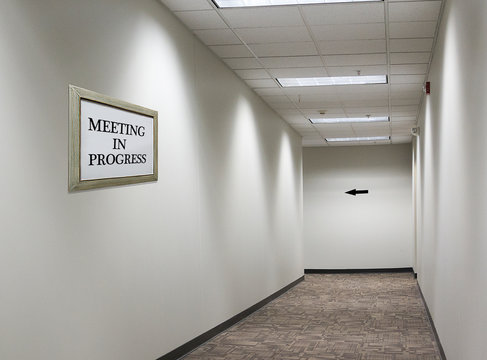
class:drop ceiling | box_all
[159,0,444,146]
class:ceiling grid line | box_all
[162,0,445,147]
[203,0,282,88]
[206,0,326,143]
[297,4,355,144]
[384,0,393,144]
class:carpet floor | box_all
[182,273,441,360]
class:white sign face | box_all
[80,99,154,181]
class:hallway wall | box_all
[416,0,487,358]
[0,1,303,359]
[304,145,413,269]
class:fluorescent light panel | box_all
[310,116,390,124]
[277,75,387,87]
[325,136,390,142]
[213,0,383,8]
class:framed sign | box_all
[69,85,158,191]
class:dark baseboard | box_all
[416,283,447,360]
[156,275,305,360]
[304,267,414,274]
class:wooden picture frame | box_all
[69,85,158,191]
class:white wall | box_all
[0,1,303,359]
[304,145,413,269]
[415,0,487,358]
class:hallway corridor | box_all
[184,273,441,360]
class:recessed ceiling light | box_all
[310,116,390,124]
[277,75,387,87]
[325,136,390,142]
[212,0,383,8]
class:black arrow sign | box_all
[345,189,369,196]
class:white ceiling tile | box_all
[245,79,279,88]
[345,107,389,116]
[234,69,270,79]
[389,21,437,39]
[392,109,418,117]
[313,123,353,132]
[271,101,297,110]
[223,57,262,69]
[235,27,311,44]
[327,65,387,76]
[335,84,389,96]
[210,44,253,58]
[175,10,227,30]
[390,38,434,52]
[296,102,343,110]
[391,83,423,93]
[389,1,442,22]
[391,98,421,106]
[159,0,212,11]
[392,120,417,129]
[390,91,422,100]
[220,7,304,28]
[276,108,301,114]
[194,29,241,45]
[268,67,327,78]
[302,108,346,117]
[391,64,428,75]
[338,91,387,101]
[290,94,340,103]
[340,99,388,107]
[302,3,385,25]
[390,74,426,84]
[162,0,443,147]
[324,53,387,66]
[311,23,385,41]
[260,56,323,68]
[255,88,285,96]
[249,42,318,57]
[352,122,391,129]
[392,116,417,122]
[296,107,335,115]
[318,129,356,137]
[392,105,418,113]
[390,52,431,64]
[319,40,386,55]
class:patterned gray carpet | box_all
[183,273,441,360]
